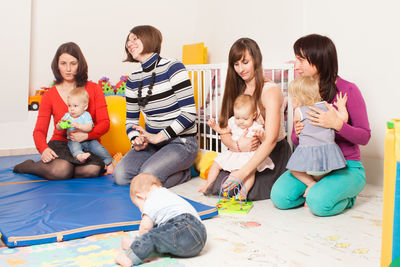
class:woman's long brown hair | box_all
[219,38,266,128]
[293,34,338,103]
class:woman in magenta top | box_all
[270,34,371,216]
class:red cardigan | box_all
[33,81,110,154]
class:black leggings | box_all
[13,140,105,180]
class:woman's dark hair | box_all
[219,38,266,128]
[51,42,88,87]
[124,25,162,62]
[293,34,338,103]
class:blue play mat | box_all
[0,154,218,247]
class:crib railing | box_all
[186,63,295,153]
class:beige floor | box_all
[0,149,383,266]
[168,177,383,267]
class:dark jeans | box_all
[126,213,207,265]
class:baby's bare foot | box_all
[115,251,133,267]
[121,236,134,250]
[198,184,210,194]
[76,153,90,163]
[106,163,114,174]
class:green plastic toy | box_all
[59,120,72,129]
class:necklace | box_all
[137,72,156,107]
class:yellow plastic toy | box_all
[182,42,207,110]
[182,42,207,65]
[381,119,400,267]
[194,151,218,179]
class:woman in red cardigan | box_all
[14,42,110,180]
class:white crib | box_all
[186,63,295,153]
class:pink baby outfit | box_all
[214,117,274,172]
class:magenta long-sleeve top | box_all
[291,77,371,161]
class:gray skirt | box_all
[208,138,292,201]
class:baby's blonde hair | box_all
[68,86,89,105]
[233,94,257,115]
[130,173,162,197]
[289,76,322,106]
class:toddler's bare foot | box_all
[76,153,90,163]
[115,251,133,267]
[121,236,134,250]
[198,184,209,194]
[106,163,114,174]
[304,201,312,213]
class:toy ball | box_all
[100,96,131,156]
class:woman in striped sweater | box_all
[113,25,198,188]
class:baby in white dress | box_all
[199,94,274,196]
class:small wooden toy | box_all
[216,176,253,214]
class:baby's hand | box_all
[334,92,347,109]
[57,119,71,130]
[70,121,79,129]
[253,129,265,142]
[207,118,216,129]
[333,92,349,123]
[294,121,304,138]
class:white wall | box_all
[196,0,303,64]
[301,0,400,184]
[29,0,204,93]
[28,0,301,91]
[2,0,399,185]
[0,0,31,123]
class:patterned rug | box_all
[0,231,184,266]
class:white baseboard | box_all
[361,156,383,186]
[0,148,38,156]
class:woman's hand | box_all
[237,129,259,152]
[132,135,148,151]
[69,130,89,142]
[41,147,58,163]
[132,126,166,145]
[222,169,244,191]
[306,102,344,131]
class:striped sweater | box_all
[125,53,197,141]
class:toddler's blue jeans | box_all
[68,139,112,165]
[126,213,207,265]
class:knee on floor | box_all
[270,187,295,210]
[112,165,131,185]
[47,165,73,180]
[306,193,334,217]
